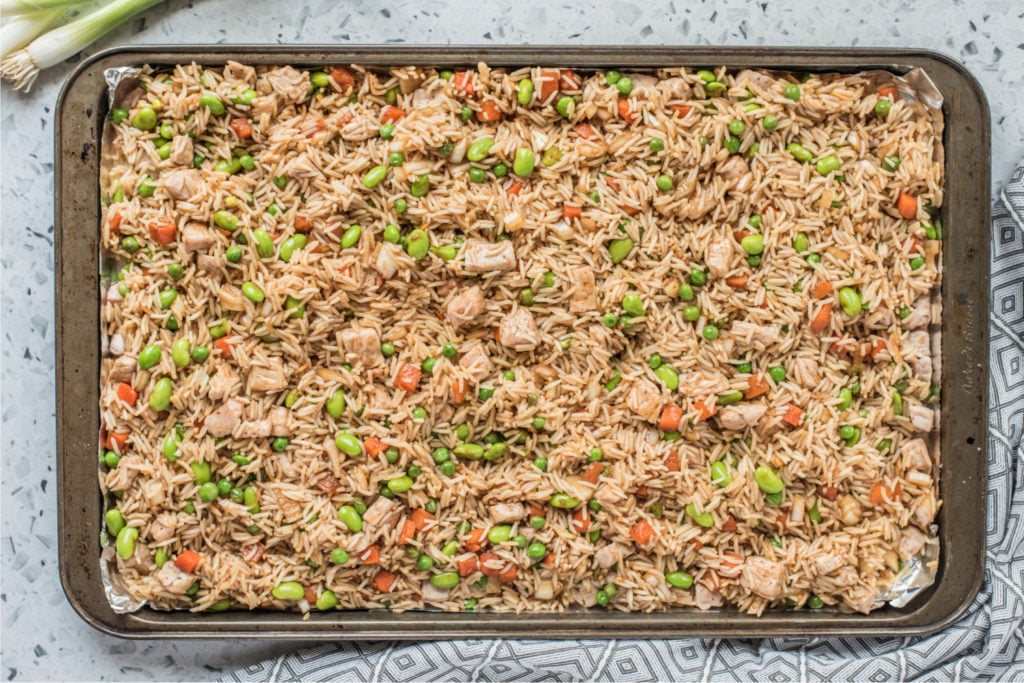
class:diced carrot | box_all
[721,553,744,571]
[908,236,924,254]
[745,373,770,399]
[636,485,649,498]
[622,204,641,217]
[817,484,839,501]
[457,555,479,576]
[870,481,904,504]
[617,98,636,124]
[479,552,502,577]
[148,222,176,245]
[409,508,435,529]
[664,451,681,472]
[605,177,621,192]
[302,585,318,604]
[294,215,311,232]
[330,66,356,90]
[776,512,789,533]
[671,104,693,117]
[537,69,560,101]
[571,507,590,534]
[497,563,518,584]
[877,85,899,100]
[813,281,833,299]
[562,204,582,219]
[214,337,235,359]
[108,212,122,232]
[453,71,475,95]
[721,515,737,533]
[116,382,138,406]
[811,302,833,334]
[360,545,381,564]
[398,518,417,544]
[229,118,253,139]
[782,404,804,427]
[506,180,523,197]
[476,100,501,122]
[829,341,849,357]
[733,229,750,242]
[630,520,655,546]
[558,70,580,90]
[573,122,596,139]
[541,552,556,567]
[695,398,718,421]
[528,503,544,519]
[725,274,748,288]
[373,569,396,592]
[107,431,129,452]
[689,538,704,550]
[393,363,421,392]
[897,192,917,219]
[452,378,467,404]
[380,105,406,123]
[866,338,887,361]
[659,405,684,432]
[174,549,201,573]
[363,436,386,458]
[582,462,604,485]
[464,528,485,552]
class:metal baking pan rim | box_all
[56,45,990,639]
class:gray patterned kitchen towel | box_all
[225,164,1024,682]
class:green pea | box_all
[110,108,129,125]
[604,367,622,392]
[716,390,744,406]
[665,571,694,589]
[874,98,892,117]
[838,287,862,316]
[190,461,211,485]
[754,465,785,494]
[654,365,679,390]
[607,237,635,264]
[337,505,363,532]
[215,478,232,498]
[149,377,173,411]
[198,481,219,502]
[806,253,821,266]
[268,437,288,453]
[157,287,177,310]
[325,389,347,419]
[728,119,745,136]
[741,233,764,255]
[241,281,265,303]
[334,432,361,456]
[155,140,172,160]
[724,135,742,154]
[438,342,457,360]
[115,526,138,560]
[690,270,707,286]
[839,425,861,446]
[105,509,126,535]
[792,232,810,253]
[338,224,362,249]
[517,78,534,105]
[405,229,430,259]
[513,147,535,177]
[595,589,610,607]
[656,174,674,191]
[458,106,473,122]
[131,106,157,131]
[650,138,665,152]
[910,257,925,271]
[385,151,405,168]
[762,114,779,131]
[217,245,241,266]
[199,94,225,115]
[103,449,120,468]
[137,344,161,370]
[377,122,395,140]
[837,388,853,411]
[429,572,460,589]
[272,581,304,601]
[783,83,801,101]
[686,503,715,528]
[431,447,450,465]
[231,453,251,466]
[702,324,719,340]
[328,548,350,566]
[467,138,495,162]
[616,77,633,96]
[533,456,548,471]
[550,493,580,509]
[410,174,430,197]
[387,475,414,494]
[602,312,619,327]
[787,143,813,163]
[189,346,208,367]
[252,229,274,258]
[363,165,388,189]
[646,354,663,370]
[487,525,513,544]
[765,366,786,384]
[468,166,487,183]
[454,443,484,460]
[379,342,396,358]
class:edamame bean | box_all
[429,572,460,589]
[762,114,779,131]
[241,282,265,303]
[115,526,138,560]
[665,571,694,589]
[696,70,717,83]
[621,293,645,316]
[550,493,580,509]
[710,460,732,487]
[513,147,535,177]
[815,155,841,176]
[839,425,861,446]
[337,505,363,532]
[487,525,512,544]
[837,387,853,411]
[483,443,506,461]
[158,288,178,310]
[516,78,534,105]
[154,547,170,568]
[253,229,274,258]
[212,210,238,231]
[654,365,679,390]
[363,165,388,189]
[157,141,173,160]
[131,106,157,131]
[740,233,764,256]
[138,345,162,370]
[686,503,715,528]
[199,94,225,115]
[838,287,862,316]
[272,581,304,601]
[341,224,362,249]
[410,174,430,197]
[383,224,401,244]
[150,377,173,411]
[171,338,191,367]
[105,509,126,535]
[231,88,257,105]
[334,432,362,456]
[325,389,346,419]
[607,237,634,264]
[454,443,484,460]
[162,431,181,461]
[315,590,337,611]
[387,475,414,494]
[787,143,813,163]
[792,232,809,253]
[405,229,429,259]
[716,390,744,406]
[278,234,307,262]
[238,154,255,170]
[754,465,785,494]
[467,138,495,162]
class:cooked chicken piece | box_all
[837,495,863,526]
[903,330,932,381]
[678,370,729,397]
[908,404,934,432]
[901,438,932,472]
[196,254,226,280]
[263,65,308,104]
[337,327,383,367]
[718,404,767,431]
[740,557,787,600]
[813,553,845,576]
[374,244,401,278]
[149,513,177,543]
[168,135,193,166]
[497,308,540,350]
[247,358,288,393]
[706,237,734,278]
[241,542,267,564]
[447,286,486,327]
[625,380,663,423]
[731,320,783,347]
[898,526,929,559]
[315,473,341,494]
[901,296,931,330]
[458,344,493,383]
[394,67,426,94]
[239,419,272,438]
[843,586,879,615]
[204,399,243,437]
[594,483,627,506]
[269,406,289,436]
[182,222,215,252]
[695,583,724,610]
[791,357,820,389]
[155,562,195,594]
[463,239,517,273]
[658,77,690,100]
[250,95,277,119]
[362,496,398,528]
[162,168,203,201]
[421,580,449,603]
[594,542,632,569]
[733,69,776,92]
[224,60,256,83]
[569,265,597,312]
[107,356,136,384]
[218,285,247,312]
[912,490,938,529]
[575,136,607,159]
[104,455,144,491]
[208,363,239,401]
[338,114,378,142]
[718,156,750,181]
[489,503,526,524]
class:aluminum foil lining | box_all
[96,61,944,615]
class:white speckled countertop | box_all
[1,1,1021,679]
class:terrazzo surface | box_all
[1,0,1021,679]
